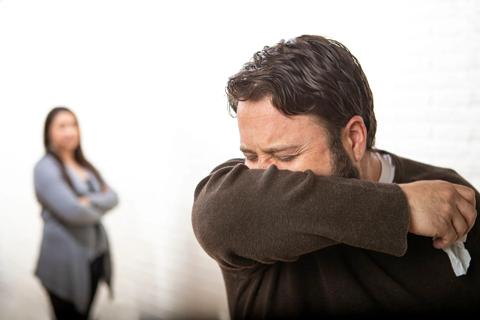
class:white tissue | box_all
[442,236,471,277]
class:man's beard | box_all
[329,133,360,179]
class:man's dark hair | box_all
[226,34,376,150]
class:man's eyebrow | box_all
[240,145,302,154]
[240,146,255,154]
[263,145,302,154]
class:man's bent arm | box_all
[192,159,410,269]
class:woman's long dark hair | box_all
[44,107,106,193]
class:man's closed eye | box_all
[276,155,298,162]
[245,154,258,162]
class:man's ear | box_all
[342,115,367,162]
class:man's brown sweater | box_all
[192,151,480,318]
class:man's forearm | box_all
[192,159,410,269]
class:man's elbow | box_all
[191,191,236,261]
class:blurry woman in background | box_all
[33,107,119,320]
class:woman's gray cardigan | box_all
[33,153,119,313]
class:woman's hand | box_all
[78,196,91,207]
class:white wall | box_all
[0,0,478,319]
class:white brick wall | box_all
[0,0,478,319]
[367,0,480,188]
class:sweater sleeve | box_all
[34,157,103,227]
[88,186,119,213]
[192,159,410,269]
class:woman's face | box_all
[49,111,80,153]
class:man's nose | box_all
[255,158,276,170]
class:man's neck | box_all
[359,151,382,182]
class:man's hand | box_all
[399,180,477,249]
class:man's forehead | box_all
[237,98,327,149]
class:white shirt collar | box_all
[376,152,395,184]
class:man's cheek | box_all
[277,160,309,172]
[295,158,332,176]
[244,160,254,169]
